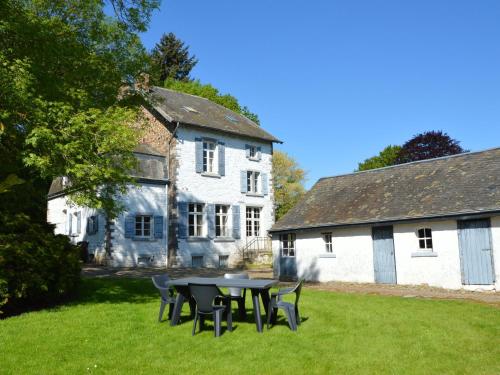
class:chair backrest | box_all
[292,279,303,307]
[151,274,171,300]
[188,283,223,314]
[224,273,249,297]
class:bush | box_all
[0,213,81,316]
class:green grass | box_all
[1,279,499,375]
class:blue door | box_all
[372,226,397,284]
[279,234,297,279]
[458,219,495,285]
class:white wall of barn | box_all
[174,126,275,267]
[272,215,500,290]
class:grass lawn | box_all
[1,278,499,375]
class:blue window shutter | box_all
[67,212,72,235]
[86,217,92,234]
[245,144,250,158]
[93,215,99,234]
[218,142,225,176]
[262,173,269,195]
[207,204,215,238]
[240,171,247,193]
[232,205,241,239]
[154,216,164,239]
[76,212,81,234]
[195,138,203,173]
[124,215,135,238]
[257,146,262,161]
[178,202,188,239]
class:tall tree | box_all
[273,151,306,220]
[164,78,261,125]
[396,131,467,164]
[151,32,198,83]
[357,145,401,171]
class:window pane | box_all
[425,228,432,237]
[426,239,433,249]
[418,229,424,238]
[419,239,426,248]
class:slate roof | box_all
[149,87,281,143]
[271,148,500,232]
[47,145,167,198]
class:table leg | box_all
[251,288,263,333]
[170,294,185,326]
[260,288,271,316]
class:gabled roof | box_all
[271,148,500,232]
[149,87,281,143]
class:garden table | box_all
[168,277,278,333]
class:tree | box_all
[396,131,467,164]
[151,32,198,83]
[273,151,306,220]
[164,79,261,125]
[1,0,158,219]
[357,145,402,171]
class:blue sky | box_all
[140,0,500,188]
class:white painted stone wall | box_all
[174,126,274,267]
[272,214,500,290]
[47,183,168,267]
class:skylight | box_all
[225,115,239,123]
[181,106,199,114]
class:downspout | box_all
[166,122,180,267]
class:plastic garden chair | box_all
[224,273,249,319]
[151,275,176,322]
[266,279,303,331]
[188,283,232,337]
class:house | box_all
[47,87,281,267]
[270,148,500,290]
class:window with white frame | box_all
[203,140,216,173]
[246,171,260,194]
[188,203,204,237]
[323,233,333,253]
[280,233,296,257]
[135,215,152,238]
[246,207,261,237]
[417,228,433,250]
[249,145,257,159]
[215,205,230,237]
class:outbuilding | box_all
[270,148,500,290]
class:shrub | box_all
[0,213,81,316]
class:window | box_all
[246,207,261,237]
[203,140,216,173]
[215,205,229,237]
[417,228,433,250]
[192,255,203,268]
[188,203,204,237]
[280,233,296,257]
[323,233,333,253]
[135,215,152,238]
[219,255,229,268]
[247,171,260,194]
[87,215,99,235]
[249,145,257,159]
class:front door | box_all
[279,233,297,279]
[458,219,495,285]
[372,226,397,284]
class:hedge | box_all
[0,213,81,316]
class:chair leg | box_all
[168,302,174,320]
[158,301,166,322]
[237,299,246,320]
[288,307,298,331]
[283,306,296,331]
[295,305,300,325]
[266,300,274,329]
[226,305,233,332]
[192,311,198,336]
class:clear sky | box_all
[140,0,500,188]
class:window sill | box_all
[132,237,156,242]
[318,253,336,258]
[186,237,210,242]
[214,237,235,243]
[248,157,261,162]
[246,193,264,197]
[411,251,438,258]
[201,172,221,179]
